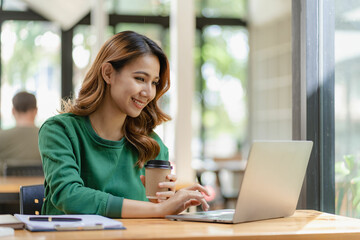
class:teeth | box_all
[133,98,145,107]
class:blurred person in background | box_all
[0,91,41,175]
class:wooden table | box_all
[0,176,44,204]
[6,210,360,240]
[0,176,44,193]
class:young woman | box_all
[39,31,209,218]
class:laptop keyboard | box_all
[192,210,234,221]
[206,213,234,221]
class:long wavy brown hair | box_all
[62,31,171,167]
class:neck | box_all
[89,97,127,141]
[15,112,36,127]
[16,120,35,127]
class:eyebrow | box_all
[133,71,160,80]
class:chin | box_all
[128,111,142,118]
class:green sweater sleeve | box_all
[39,118,123,217]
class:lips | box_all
[132,97,146,109]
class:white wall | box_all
[248,1,292,141]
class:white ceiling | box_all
[22,0,91,31]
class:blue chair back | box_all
[20,184,45,215]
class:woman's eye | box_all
[152,81,160,86]
[135,77,145,82]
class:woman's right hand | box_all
[156,183,210,217]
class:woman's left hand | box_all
[156,174,177,202]
[140,174,177,203]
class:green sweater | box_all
[38,113,168,218]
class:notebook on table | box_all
[14,214,125,231]
[166,141,313,224]
[0,214,24,229]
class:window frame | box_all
[292,0,335,213]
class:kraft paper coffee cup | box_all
[144,160,172,199]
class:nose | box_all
[140,83,155,99]
[140,90,148,97]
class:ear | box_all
[12,108,19,121]
[101,63,114,84]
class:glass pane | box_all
[115,24,165,49]
[335,0,360,218]
[1,20,61,129]
[194,25,248,159]
[107,0,170,16]
[72,25,114,97]
[195,0,247,19]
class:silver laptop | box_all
[166,141,313,224]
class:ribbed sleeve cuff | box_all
[105,194,124,218]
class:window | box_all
[107,0,170,16]
[72,25,114,97]
[0,0,248,164]
[334,0,360,218]
[195,0,247,19]
[0,20,61,128]
[194,25,248,159]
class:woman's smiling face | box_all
[105,54,160,118]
